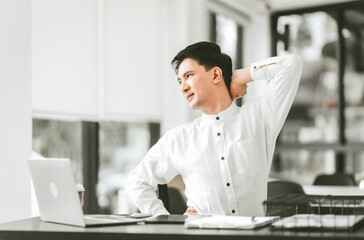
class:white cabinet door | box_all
[103,0,162,121]
[32,0,98,117]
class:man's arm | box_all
[126,132,179,215]
[230,55,303,141]
[230,66,253,99]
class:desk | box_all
[303,185,364,196]
[0,217,364,240]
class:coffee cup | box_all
[360,180,364,190]
[76,184,85,205]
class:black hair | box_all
[171,41,233,92]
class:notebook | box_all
[28,158,144,227]
[145,214,209,224]
[184,215,279,229]
[145,214,189,224]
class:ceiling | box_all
[267,0,354,11]
[229,0,357,13]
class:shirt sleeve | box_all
[126,130,179,215]
[250,55,303,142]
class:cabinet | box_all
[32,0,162,121]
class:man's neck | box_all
[201,98,233,115]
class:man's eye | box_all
[178,81,182,85]
[186,74,192,78]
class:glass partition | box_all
[343,7,364,143]
[277,12,339,144]
[272,1,364,182]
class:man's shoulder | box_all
[164,117,201,136]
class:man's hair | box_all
[171,41,233,91]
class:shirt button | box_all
[221,157,225,160]
[216,117,219,120]
[253,66,257,69]
[232,210,235,214]
[226,183,230,186]
[217,132,221,136]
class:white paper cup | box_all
[76,184,85,205]
[360,180,364,190]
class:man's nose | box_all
[181,81,189,93]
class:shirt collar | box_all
[201,103,239,124]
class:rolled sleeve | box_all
[251,55,303,142]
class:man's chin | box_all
[187,101,196,109]
[188,102,200,111]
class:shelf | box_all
[276,142,364,152]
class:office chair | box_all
[266,180,305,216]
[267,180,305,200]
[158,185,187,214]
[167,187,187,214]
[313,173,357,186]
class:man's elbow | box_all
[288,54,303,71]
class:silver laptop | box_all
[28,158,144,227]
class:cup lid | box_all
[76,184,85,191]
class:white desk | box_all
[303,185,364,196]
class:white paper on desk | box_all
[272,214,364,230]
[184,216,279,230]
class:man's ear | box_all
[211,67,223,84]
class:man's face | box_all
[177,58,213,110]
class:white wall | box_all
[160,0,210,133]
[0,0,31,223]
[103,0,162,121]
[32,0,98,118]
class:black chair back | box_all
[313,174,357,186]
[266,180,305,216]
[168,187,187,214]
[267,180,305,200]
[158,185,187,214]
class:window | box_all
[32,119,83,183]
[98,121,150,213]
[32,119,154,214]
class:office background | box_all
[1,0,363,223]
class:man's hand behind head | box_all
[230,67,252,99]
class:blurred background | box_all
[1,0,364,222]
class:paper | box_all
[184,215,278,229]
[272,214,364,230]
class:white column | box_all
[0,0,32,223]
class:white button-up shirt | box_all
[127,55,303,216]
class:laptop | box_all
[28,158,144,227]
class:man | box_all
[127,41,303,216]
